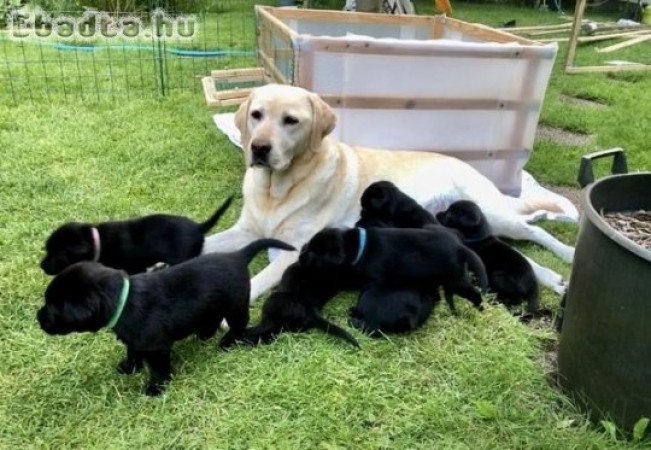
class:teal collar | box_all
[107,278,130,329]
[352,228,367,265]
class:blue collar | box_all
[352,228,367,265]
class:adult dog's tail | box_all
[199,196,234,233]
[311,308,360,349]
[461,246,488,291]
[239,239,295,264]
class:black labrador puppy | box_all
[354,181,442,331]
[41,196,233,275]
[436,200,539,316]
[299,226,487,313]
[349,286,438,337]
[244,262,360,348]
[37,238,294,396]
[356,181,438,228]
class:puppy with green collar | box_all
[37,238,294,396]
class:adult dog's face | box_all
[41,223,94,275]
[37,262,121,335]
[234,84,336,171]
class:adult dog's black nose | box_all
[251,141,272,165]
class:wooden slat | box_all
[499,22,574,32]
[214,88,256,101]
[210,67,266,78]
[432,17,444,39]
[540,30,651,43]
[566,64,651,73]
[257,49,289,84]
[215,97,250,107]
[202,76,219,107]
[255,6,299,42]
[580,30,651,43]
[266,6,438,27]
[441,17,538,45]
[596,34,651,53]
[310,37,553,60]
[320,95,540,111]
[564,0,588,71]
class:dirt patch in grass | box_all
[536,124,594,147]
[559,94,608,109]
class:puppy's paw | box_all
[219,334,240,349]
[117,358,143,375]
[145,382,167,397]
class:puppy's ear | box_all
[309,93,336,152]
[235,95,252,147]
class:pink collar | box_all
[91,227,101,262]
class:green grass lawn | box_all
[1,2,650,449]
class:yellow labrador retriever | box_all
[203,84,573,301]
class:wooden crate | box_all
[202,68,272,107]
[255,6,558,196]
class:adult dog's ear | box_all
[309,92,336,152]
[235,96,252,147]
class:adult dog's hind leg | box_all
[489,216,575,263]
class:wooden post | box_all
[564,0,588,72]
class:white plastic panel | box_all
[274,15,557,194]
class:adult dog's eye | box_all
[283,115,299,126]
[251,110,262,120]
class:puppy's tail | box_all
[311,308,360,349]
[239,239,296,264]
[199,196,234,234]
[461,246,489,291]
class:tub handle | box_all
[577,148,628,188]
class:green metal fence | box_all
[0,1,276,103]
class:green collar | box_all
[107,278,130,329]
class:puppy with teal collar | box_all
[299,226,488,313]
